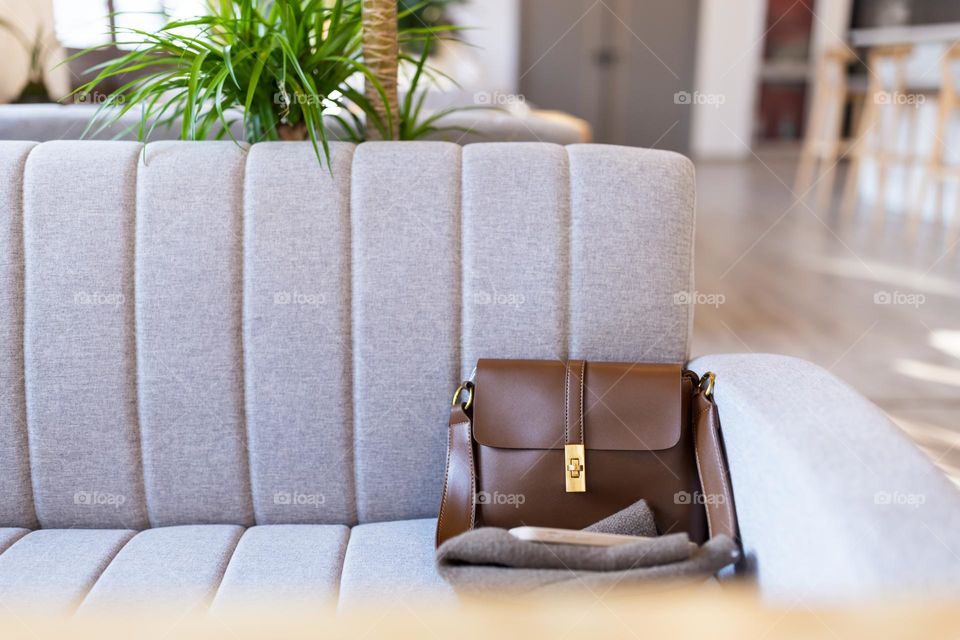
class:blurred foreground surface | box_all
[4,586,960,639]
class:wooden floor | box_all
[692,152,960,483]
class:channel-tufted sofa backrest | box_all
[0,140,695,530]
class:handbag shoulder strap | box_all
[436,402,476,546]
[692,374,739,540]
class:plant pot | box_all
[14,80,52,104]
[277,123,308,141]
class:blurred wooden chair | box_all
[794,46,859,210]
[910,42,960,246]
[840,44,916,220]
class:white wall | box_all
[690,0,767,159]
[422,0,519,108]
[0,0,70,103]
[447,0,519,95]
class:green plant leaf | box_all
[183,48,211,139]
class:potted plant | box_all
[361,0,398,140]
[68,0,470,164]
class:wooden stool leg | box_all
[841,94,877,217]
[795,63,831,196]
[902,103,920,221]
[848,94,864,138]
[842,57,885,218]
[816,83,848,211]
[877,56,911,226]
[795,88,823,196]
[873,109,897,222]
[914,74,956,233]
[843,46,915,221]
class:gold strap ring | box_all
[451,381,474,410]
[699,372,716,398]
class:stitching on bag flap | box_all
[578,360,585,444]
[563,363,570,444]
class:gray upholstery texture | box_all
[0,525,347,615]
[77,525,244,613]
[337,518,454,610]
[689,354,960,602]
[24,141,148,530]
[0,529,134,615]
[0,142,37,529]
[243,143,357,525]
[136,143,254,527]
[0,140,695,530]
[210,524,349,610]
[0,529,28,555]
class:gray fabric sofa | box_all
[0,140,958,615]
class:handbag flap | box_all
[472,359,682,451]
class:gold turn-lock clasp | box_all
[564,443,586,492]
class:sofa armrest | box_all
[688,354,960,602]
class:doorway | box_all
[518,0,700,152]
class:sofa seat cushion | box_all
[338,518,454,610]
[0,525,350,614]
[211,524,350,611]
[0,529,135,615]
[78,525,245,613]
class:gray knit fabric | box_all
[436,500,739,594]
[438,529,695,572]
[582,502,660,536]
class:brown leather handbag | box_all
[436,359,738,547]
